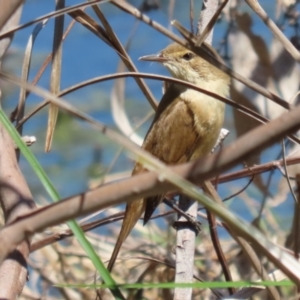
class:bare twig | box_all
[56,72,300,143]
[294,175,300,261]
[189,0,194,35]
[0,0,22,30]
[10,17,77,125]
[0,116,36,298]
[231,234,281,300]
[245,0,300,61]
[174,2,223,297]
[29,150,300,253]
[196,0,229,46]
[0,2,22,64]
[16,72,300,146]
[174,196,198,300]
[281,140,298,203]
[216,156,300,185]
[206,200,235,295]
[222,176,254,201]
[0,5,37,298]
[203,182,281,300]
[30,212,124,252]
[30,152,300,253]
[0,0,102,39]
[204,182,235,295]
[68,8,158,110]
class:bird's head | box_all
[139,43,229,87]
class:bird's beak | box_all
[139,53,168,63]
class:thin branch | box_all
[0,0,296,114]
[222,176,254,201]
[189,0,194,35]
[0,0,23,30]
[68,8,158,110]
[245,0,300,61]
[4,72,300,175]
[0,2,22,63]
[281,140,298,203]
[0,124,36,298]
[174,2,220,297]
[20,72,300,144]
[0,0,104,39]
[174,195,197,300]
[0,5,36,298]
[16,72,300,146]
[30,212,124,252]
[30,152,300,252]
[294,175,300,259]
[216,156,300,185]
[203,181,281,300]
[196,0,228,46]
[203,181,234,295]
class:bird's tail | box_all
[107,198,146,272]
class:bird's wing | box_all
[107,85,200,271]
[141,87,202,224]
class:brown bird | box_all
[107,43,230,272]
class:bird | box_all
[107,42,230,272]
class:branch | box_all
[174,1,223,298]
[0,4,36,298]
[245,0,300,61]
[0,0,23,30]
[0,125,36,298]
[197,0,219,44]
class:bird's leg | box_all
[164,198,202,235]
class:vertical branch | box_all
[206,205,235,295]
[287,174,300,258]
[294,175,300,259]
[0,0,22,30]
[174,1,220,299]
[174,196,198,300]
[45,0,65,152]
[197,0,219,44]
[294,174,300,296]
[190,0,194,35]
[0,4,36,298]
[0,3,22,66]
[0,107,36,298]
[203,181,281,300]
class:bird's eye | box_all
[182,52,194,61]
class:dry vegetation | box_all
[0,0,300,299]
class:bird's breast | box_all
[180,88,225,157]
[141,86,225,165]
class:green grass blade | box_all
[0,109,124,300]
